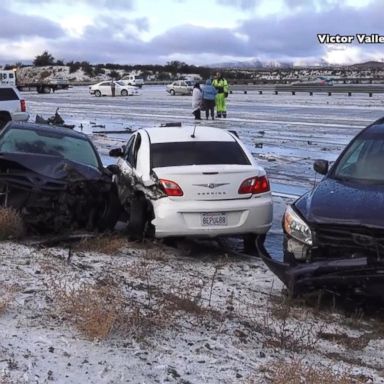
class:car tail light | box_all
[238,176,270,194]
[159,179,184,196]
[20,99,26,112]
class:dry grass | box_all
[0,207,24,240]
[48,273,177,341]
[260,295,326,352]
[49,278,126,340]
[258,359,366,384]
[0,283,18,315]
[73,234,127,255]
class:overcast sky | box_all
[0,0,382,66]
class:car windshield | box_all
[116,81,125,86]
[151,141,251,168]
[333,131,384,182]
[0,127,100,168]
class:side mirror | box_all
[106,164,120,175]
[313,159,329,175]
[109,147,123,157]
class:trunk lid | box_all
[154,164,265,200]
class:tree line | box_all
[3,51,216,80]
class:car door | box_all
[99,81,112,96]
[174,81,182,94]
[180,81,189,95]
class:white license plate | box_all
[201,212,227,226]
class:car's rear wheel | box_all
[170,89,175,96]
[121,89,128,96]
[95,90,101,97]
[243,234,266,255]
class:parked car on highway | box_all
[263,117,384,298]
[166,80,194,96]
[119,75,144,88]
[0,122,120,233]
[108,125,273,251]
[89,81,139,97]
[0,86,29,128]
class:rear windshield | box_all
[151,141,251,168]
[0,88,18,101]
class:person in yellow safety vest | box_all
[212,72,229,118]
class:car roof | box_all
[142,126,237,144]
[5,122,89,140]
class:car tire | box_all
[243,234,266,255]
[127,194,148,240]
[121,89,128,96]
[170,89,175,96]
[96,189,121,231]
[95,90,101,97]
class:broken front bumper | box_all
[260,247,384,298]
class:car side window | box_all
[131,133,141,168]
[124,134,141,168]
[124,136,135,162]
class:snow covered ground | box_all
[0,86,383,383]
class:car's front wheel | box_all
[96,190,121,231]
[127,194,152,240]
[95,90,101,97]
[170,89,175,96]
[121,89,128,96]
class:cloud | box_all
[16,0,135,10]
[237,1,384,61]
[0,6,64,39]
[0,0,383,65]
[216,0,261,10]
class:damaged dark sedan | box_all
[0,122,120,233]
[262,117,384,298]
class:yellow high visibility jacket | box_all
[212,78,228,95]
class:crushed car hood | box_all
[0,153,103,181]
[296,178,384,228]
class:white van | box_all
[0,70,17,86]
[120,75,144,88]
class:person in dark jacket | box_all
[202,79,217,120]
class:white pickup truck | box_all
[0,86,29,128]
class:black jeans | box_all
[203,100,215,119]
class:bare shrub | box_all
[259,359,365,384]
[73,234,127,255]
[50,278,126,340]
[0,207,24,240]
[48,274,174,341]
[261,294,326,351]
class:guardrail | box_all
[230,84,384,96]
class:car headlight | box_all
[283,205,313,246]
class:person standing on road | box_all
[202,79,217,120]
[212,72,229,118]
[192,82,202,120]
[111,81,116,97]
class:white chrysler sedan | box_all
[109,125,273,252]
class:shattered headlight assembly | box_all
[283,205,313,246]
